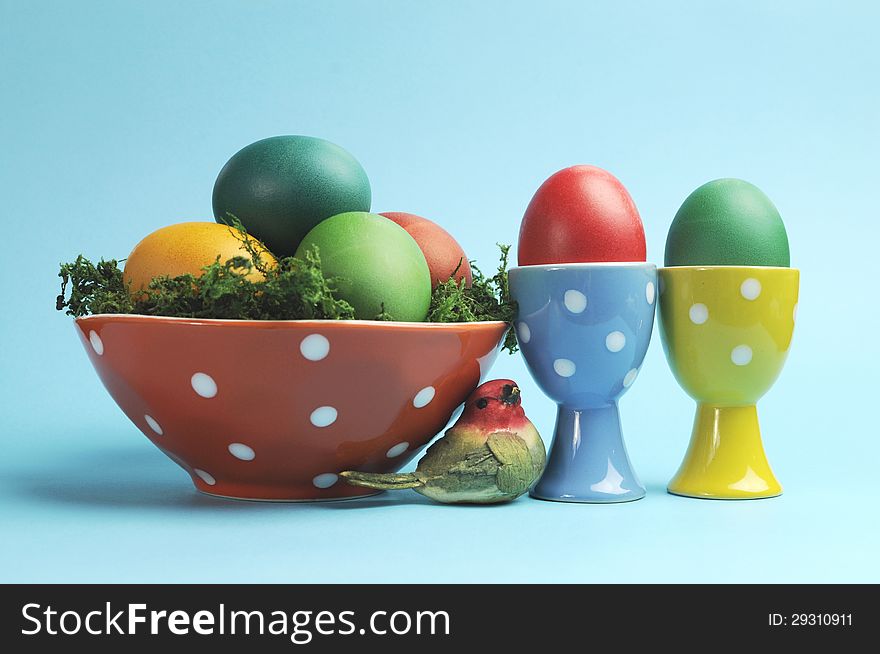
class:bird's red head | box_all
[458,379,528,430]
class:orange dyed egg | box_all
[380,212,472,288]
[122,222,276,293]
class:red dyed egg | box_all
[518,165,646,265]
[381,212,473,288]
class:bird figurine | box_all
[341,379,545,504]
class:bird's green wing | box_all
[487,432,534,496]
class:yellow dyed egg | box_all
[123,222,276,294]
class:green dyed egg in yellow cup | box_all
[661,178,798,499]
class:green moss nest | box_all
[57,221,519,353]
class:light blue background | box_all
[2,0,877,582]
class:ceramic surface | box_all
[74,315,507,500]
[658,266,799,499]
[509,263,657,503]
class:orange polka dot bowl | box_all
[74,315,508,501]
[658,266,799,499]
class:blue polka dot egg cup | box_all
[509,263,657,503]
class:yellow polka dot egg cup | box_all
[658,266,799,499]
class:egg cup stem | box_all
[530,402,645,503]
[668,404,782,500]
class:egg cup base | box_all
[666,403,782,500]
[529,491,645,504]
[529,403,646,504]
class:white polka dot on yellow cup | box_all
[731,344,753,366]
[689,303,709,325]
[740,278,761,300]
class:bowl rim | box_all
[74,313,509,330]
[511,261,656,271]
[658,265,799,272]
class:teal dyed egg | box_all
[665,179,790,267]
[212,135,371,257]
[295,212,432,322]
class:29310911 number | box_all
[769,613,852,627]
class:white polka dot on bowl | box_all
[191,372,218,398]
[228,443,256,461]
[144,415,163,436]
[623,368,639,388]
[300,334,330,361]
[517,322,531,344]
[312,473,338,489]
[194,469,216,485]
[310,406,337,427]
[413,386,436,408]
[646,282,655,305]
[88,330,104,356]
[386,442,409,458]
